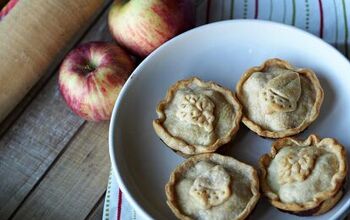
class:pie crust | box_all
[260,134,347,215]
[153,77,242,156]
[166,153,260,220]
[236,58,324,138]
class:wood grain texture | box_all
[0,2,114,219]
[0,0,113,136]
[0,74,85,220]
[86,192,106,220]
[0,0,107,123]
[12,122,111,220]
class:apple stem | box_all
[118,0,129,4]
[82,63,96,75]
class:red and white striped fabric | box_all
[104,1,350,220]
[103,171,139,220]
[104,1,350,219]
[194,0,350,56]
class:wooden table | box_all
[0,2,115,220]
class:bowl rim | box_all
[109,19,350,220]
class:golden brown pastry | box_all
[166,153,260,220]
[153,77,242,156]
[236,59,324,138]
[260,134,347,216]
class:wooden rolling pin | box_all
[0,0,105,123]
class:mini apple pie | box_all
[260,135,347,216]
[236,58,324,138]
[166,153,260,220]
[153,77,242,156]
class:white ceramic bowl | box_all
[109,20,350,220]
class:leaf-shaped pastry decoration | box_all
[261,71,301,113]
[278,148,319,184]
[176,92,215,132]
[189,165,231,209]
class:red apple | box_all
[108,0,194,57]
[58,41,134,121]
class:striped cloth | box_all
[104,1,350,220]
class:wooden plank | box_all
[0,0,115,137]
[0,2,113,219]
[12,122,111,220]
[86,193,106,220]
[0,62,75,137]
[0,73,86,219]
[0,0,111,137]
